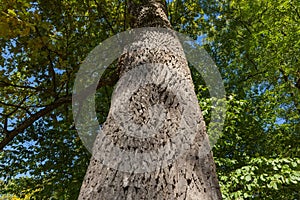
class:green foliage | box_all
[0,0,299,199]
[0,0,123,198]
[198,0,300,199]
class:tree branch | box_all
[0,96,72,151]
[0,80,39,91]
[0,70,119,151]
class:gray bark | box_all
[78,1,222,199]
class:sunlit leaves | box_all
[168,0,206,39]
[202,0,300,199]
[217,157,300,199]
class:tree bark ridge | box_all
[78,1,222,199]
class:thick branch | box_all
[0,96,72,151]
[0,71,119,151]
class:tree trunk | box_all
[78,0,222,199]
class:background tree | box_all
[0,0,299,199]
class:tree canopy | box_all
[0,0,299,199]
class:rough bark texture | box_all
[127,0,171,28]
[78,0,222,199]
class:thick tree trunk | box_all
[78,0,222,199]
